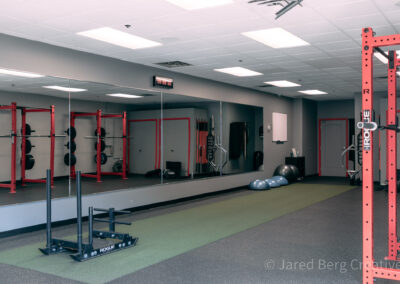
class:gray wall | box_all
[291,98,318,176]
[302,99,318,176]
[318,100,354,119]
[0,33,293,232]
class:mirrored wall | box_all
[0,69,263,205]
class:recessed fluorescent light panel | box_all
[374,51,400,64]
[0,68,44,78]
[166,0,233,10]
[77,27,161,50]
[298,90,327,95]
[265,80,301,87]
[43,86,87,93]
[106,93,143,98]
[242,28,310,48]
[214,67,263,77]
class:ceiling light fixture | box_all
[0,68,44,78]
[298,90,327,95]
[43,86,87,92]
[106,93,143,98]
[165,0,233,10]
[265,80,301,87]
[214,67,263,77]
[242,28,309,48]
[77,27,162,50]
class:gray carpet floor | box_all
[0,180,395,284]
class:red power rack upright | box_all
[70,109,127,182]
[20,105,56,187]
[360,27,400,283]
[0,102,17,193]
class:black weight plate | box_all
[94,153,108,165]
[66,141,76,152]
[25,154,35,170]
[94,140,106,152]
[64,153,76,166]
[66,127,76,139]
[24,124,32,136]
[94,127,106,138]
[22,139,33,154]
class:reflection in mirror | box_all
[0,69,71,204]
[222,102,264,175]
[68,80,162,195]
[159,93,223,183]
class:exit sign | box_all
[153,76,173,89]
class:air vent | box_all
[155,61,192,68]
[257,84,274,88]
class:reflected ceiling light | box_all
[43,86,87,92]
[77,27,162,50]
[166,0,233,10]
[242,28,309,48]
[106,93,143,98]
[214,67,263,77]
[265,80,300,87]
[298,90,327,95]
[374,50,400,64]
[0,68,44,78]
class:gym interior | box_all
[0,1,398,283]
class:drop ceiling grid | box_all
[0,0,399,100]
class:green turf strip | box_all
[0,183,354,284]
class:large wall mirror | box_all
[0,69,263,205]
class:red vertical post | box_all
[122,112,127,179]
[318,119,321,176]
[70,113,76,179]
[386,51,398,260]
[361,27,374,284]
[50,105,55,187]
[21,108,26,186]
[10,102,17,194]
[127,121,130,173]
[96,109,102,183]
[346,119,349,178]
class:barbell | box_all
[0,133,67,138]
[84,136,133,139]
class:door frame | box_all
[318,118,349,176]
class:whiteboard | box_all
[272,112,287,142]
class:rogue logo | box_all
[363,110,371,151]
[99,244,115,253]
